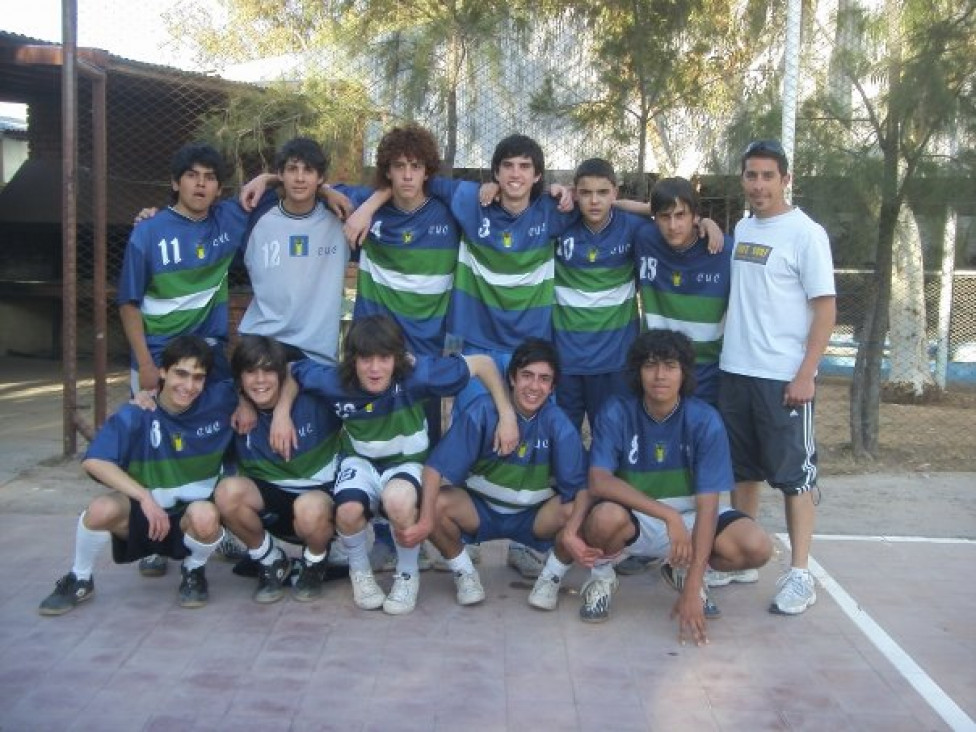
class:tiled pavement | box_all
[2,515,973,731]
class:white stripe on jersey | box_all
[361,253,454,295]
[465,475,554,513]
[151,477,218,508]
[555,280,635,308]
[348,427,429,460]
[643,313,725,342]
[458,240,554,288]
[142,282,222,317]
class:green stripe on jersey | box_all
[147,255,235,300]
[454,263,553,312]
[640,288,726,324]
[357,276,449,320]
[365,238,456,275]
[553,301,637,333]
[129,451,224,490]
[618,467,693,500]
[239,434,340,483]
[463,236,553,276]
[555,261,634,292]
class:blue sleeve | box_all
[550,411,588,500]
[588,398,624,473]
[689,404,734,495]
[333,183,375,207]
[85,408,137,468]
[412,354,471,398]
[291,359,343,401]
[538,193,581,238]
[426,398,492,484]
[427,176,465,208]
[116,224,152,305]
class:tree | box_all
[529,1,776,195]
[801,0,976,458]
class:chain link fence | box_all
[7,1,972,468]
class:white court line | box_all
[775,533,976,731]
[812,534,976,544]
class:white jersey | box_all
[239,200,349,364]
[720,207,835,381]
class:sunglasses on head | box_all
[743,139,786,157]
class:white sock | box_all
[303,547,327,565]
[182,529,224,571]
[339,530,370,573]
[248,532,281,566]
[393,540,420,577]
[542,552,572,580]
[591,560,616,580]
[446,547,475,574]
[71,512,110,580]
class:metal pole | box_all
[61,0,79,456]
[782,0,802,203]
[80,60,108,427]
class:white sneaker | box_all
[507,543,545,579]
[350,569,385,610]
[528,572,561,611]
[770,568,816,615]
[579,574,619,623]
[454,569,485,606]
[705,567,760,587]
[383,572,419,615]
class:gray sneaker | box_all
[350,569,386,610]
[178,565,209,609]
[138,553,167,577]
[383,572,420,615]
[507,544,545,579]
[660,562,721,620]
[39,572,94,616]
[253,550,290,604]
[705,567,759,587]
[579,574,619,623]
[770,569,816,615]
[215,532,248,563]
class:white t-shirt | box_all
[720,207,835,381]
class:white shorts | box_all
[626,505,737,559]
[333,455,422,517]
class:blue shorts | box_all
[462,492,554,553]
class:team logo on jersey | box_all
[654,442,666,463]
[290,235,309,257]
[195,241,206,260]
[502,232,513,248]
[402,230,414,245]
[671,271,682,287]
[365,403,374,413]
[517,443,528,458]
[587,247,598,263]
[171,432,185,452]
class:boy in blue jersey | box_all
[422,339,601,611]
[214,335,343,604]
[281,315,518,615]
[552,158,641,432]
[38,336,239,616]
[564,330,771,640]
[119,143,247,394]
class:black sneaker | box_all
[178,565,209,608]
[38,572,94,616]
[292,558,328,602]
[139,554,168,577]
[254,550,290,604]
